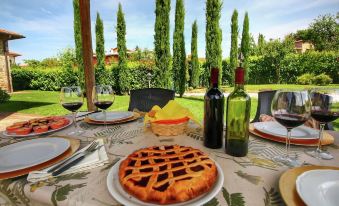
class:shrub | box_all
[312,73,332,85]
[296,73,315,85]
[0,88,10,103]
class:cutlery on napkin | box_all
[27,139,109,183]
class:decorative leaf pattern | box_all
[94,126,122,137]
[222,187,245,206]
[186,131,204,141]
[203,197,219,206]
[235,170,262,185]
[0,178,30,206]
[263,187,284,206]
[51,183,86,206]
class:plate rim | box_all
[106,157,224,206]
[253,121,318,139]
[296,169,339,206]
[2,117,73,138]
[0,137,70,173]
[88,111,134,122]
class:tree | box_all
[117,3,128,93]
[240,12,250,81]
[308,14,339,51]
[95,12,105,70]
[72,0,84,88]
[257,33,265,55]
[205,0,223,85]
[191,20,199,88]
[154,0,171,88]
[230,9,238,85]
[173,0,186,97]
[58,48,76,70]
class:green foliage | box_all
[51,183,86,206]
[313,73,333,85]
[0,88,10,103]
[222,187,245,206]
[296,73,315,85]
[73,0,84,88]
[190,20,200,88]
[23,59,40,68]
[173,0,187,97]
[257,33,265,55]
[230,9,238,85]
[57,48,76,70]
[240,12,250,81]
[95,12,105,70]
[205,0,223,85]
[41,58,60,67]
[154,0,171,88]
[203,197,219,206]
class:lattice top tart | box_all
[119,145,218,204]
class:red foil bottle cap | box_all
[235,67,245,84]
[211,68,219,85]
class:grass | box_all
[0,90,337,130]
[189,84,339,93]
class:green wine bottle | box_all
[225,59,251,157]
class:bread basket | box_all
[150,117,189,136]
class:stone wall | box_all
[0,40,11,92]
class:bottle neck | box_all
[210,68,219,88]
[234,67,245,90]
[234,83,244,90]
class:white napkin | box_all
[27,139,109,183]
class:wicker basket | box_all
[150,119,189,136]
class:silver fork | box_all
[47,141,98,173]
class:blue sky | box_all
[1,0,338,63]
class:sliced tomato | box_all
[6,125,23,134]
[14,127,32,135]
[12,121,28,127]
[61,118,70,126]
[33,125,49,133]
[50,120,65,130]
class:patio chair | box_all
[251,89,334,130]
[128,88,175,112]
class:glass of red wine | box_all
[60,86,84,135]
[305,88,339,160]
[92,85,115,129]
[271,90,311,167]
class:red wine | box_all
[62,102,83,112]
[94,101,113,110]
[225,66,251,157]
[311,110,339,123]
[274,114,307,129]
[203,68,224,149]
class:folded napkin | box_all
[144,100,201,127]
[27,139,109,183]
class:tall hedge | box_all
[257,33,265,55]
[190,20,199,88]
[205,0,222,85]
[154,0,171,88]
[240,12,250,81]
[95,12,105,70]
[230,9,238,85]
[72,0,84,88]
[117,3,129,93]
[173,0,186,97]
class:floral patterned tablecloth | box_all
[0,117,338,206]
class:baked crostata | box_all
[119,145,218,204]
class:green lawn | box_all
[0,90,338,130]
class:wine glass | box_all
[271,90,311,167]
[60,86,84,135]
[92,85,115,129]
[305,88,339,160]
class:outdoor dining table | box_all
[0,115,338,206]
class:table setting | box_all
[0,83,338,206]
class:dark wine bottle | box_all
[225,60,251,157]
[203,68,225,149]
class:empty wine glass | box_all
[92,85,115,129]
[305,88,339,160]
[271,90,311,167]
[60,86,84,135]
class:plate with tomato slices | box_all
[3,116,72,137]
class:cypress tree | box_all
[73,0,84,88]
[95,12,105,70]
[191,20,199,88]
[154,0,171,88]
[230,9,238,84]
[117,3,128,93]
[205,0,223,85]
[240,12,250,81]
[257,33,265,55]
[173,0,186,97]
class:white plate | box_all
[88,111,134,122]
[0,137,70,173]
[253,121,318,139]
[2,117,73,138]
[296,170,339,206]
[107,158,224,206]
